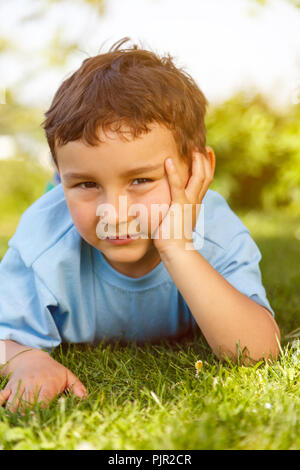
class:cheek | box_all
[65,195,97,233]
[135,183,171,232]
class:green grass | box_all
[0,162,299,449]
[0,339,299,450]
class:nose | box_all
[96,191,131,230]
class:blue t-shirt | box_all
[0,184,275,352]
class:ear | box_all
[205,146,216,178]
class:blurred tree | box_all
[207,93,300,212]
[0,0,105,162]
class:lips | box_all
[106,235,137,239]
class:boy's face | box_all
[55,122,191,277]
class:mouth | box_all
[105,234,141,240]
[103,234,141,245]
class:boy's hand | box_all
[152,149,214,255]
[0,349,87,412]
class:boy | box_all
[0,38,280,412]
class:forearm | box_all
[0,340,45,377]
[160,248,280,363]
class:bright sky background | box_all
[1,0,300,109]
[1,0,300,163]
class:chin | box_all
[102,249,148,266]
[100,239,150,258]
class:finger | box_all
[37,386,58,408]
[18,397,36,415]
[185,152,206,200]
[165,158,186,202]
[66,369,87,399]
[22,384,41,407]
[68,382,88,399]
[6,382,25,413]
[0,387,12,406]
[198,153,214,200]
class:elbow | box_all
[215,330,281,366]
[212,311,281,366]
[249,338,281,365]
[263,316,281,362]
[243,312,282,365]
[217,348,280,366]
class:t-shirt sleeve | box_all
[0,247,62,352]
[217,230,275,317]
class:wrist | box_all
[158,242,197,264]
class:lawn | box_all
[0,170,299,449]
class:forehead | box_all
[56,122,180,174]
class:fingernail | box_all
[79,388,87,398]
[166,158,173,167]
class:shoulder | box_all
[8,184,77,267]
[194,189,250,251]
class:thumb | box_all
[66,369,87,399]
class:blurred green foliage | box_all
[1,93,300,260]
[207,94,300,213]
[0,89,44,139]
[0,157,51,259]
[0,158,51,216]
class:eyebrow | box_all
[63,163,164,180]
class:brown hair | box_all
[42,37,208,168]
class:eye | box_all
[131,178,153,186]
[77,182,98,189]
